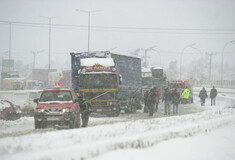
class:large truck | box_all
[70,51,142,116]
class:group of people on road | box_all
[144,86,183,116]
[144,87,161,116]
[199,86,217,106]
[162,87,181,115]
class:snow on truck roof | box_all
[71,51,141,59]
[81,58,115,67]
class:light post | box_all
[180,43,197,79]
[76,9,102,53]
[31,50,44,69]
[40,16,59,70]
[221,40,235,84]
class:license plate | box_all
[47,117,60,121]
[96,109,102,112]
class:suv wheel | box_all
[35,121,41,129]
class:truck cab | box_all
[34,87,80,129]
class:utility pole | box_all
[40,16,59,70]
[205,52,217,81]
[76,9,102,53]
[140,46,156,67]
[8,22,12,72]
[31,50,44,69]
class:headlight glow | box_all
[62,108,71,113]
[37,109,45,113]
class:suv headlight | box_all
[62,108,72,113]
[36,109,45,113]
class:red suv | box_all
[34,88,80,129]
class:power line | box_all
[1,20,235,35]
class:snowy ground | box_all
[0,88,234,160]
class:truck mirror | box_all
[119,74,122,85]
[34,98,39,103]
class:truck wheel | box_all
[124,109,130,114]
[35,121,41,129]
[144,106,148,113]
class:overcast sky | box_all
[0,0,235,70]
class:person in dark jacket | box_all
[154,87,161,112]
[78,96,92,127]
[199,87,208,106]
[143,90,149,113]
[147,88,156,116]
[210,86,217,106]
[171,88,180,115]
[162,87,172,115]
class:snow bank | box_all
[94,124,235,160]
[0,107,234,160]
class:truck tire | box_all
[35,121,40,129]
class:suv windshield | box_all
[40,91,72,102]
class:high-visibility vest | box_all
[80,99,92,113]
[182,88,190,99]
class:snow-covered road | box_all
[0,88,234,160]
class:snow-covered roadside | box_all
[94,123,235,160]
[0,107,234,160]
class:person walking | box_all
[143,90,149,113]
[78,95,92,127]
[147,88,156,116]
[199,87,208,106]
[182,86,190,103]
[154,87,161,112]
[171,88,180,115]
[162,87,172,115]
[210,86,217,106]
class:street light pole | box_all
[40,16,59,70]
[76,9,102,53]
[180,43,196,79]
[221,40,235,84]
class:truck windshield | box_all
[40,91,72,102]
[84,92,115,100]
[79,74,118,89]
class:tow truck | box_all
[34,83,80,129]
